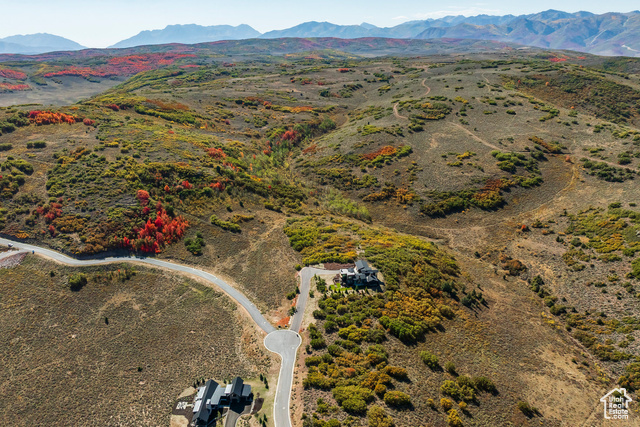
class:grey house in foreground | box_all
[339,260,380,287]
[192,377,252,426]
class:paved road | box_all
[263,267,340,427]
[290,267,339,333]
[263,330,301,427]
[0,238,340,427]
[0,237,275,334]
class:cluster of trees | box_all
[35,202,63,224]
[210,214,241,233]
[360,145,412,166]
[619,362,640,391]
[262,116,336,160]
[0,83,30,91]
[582,159,635,182]
[324,189,371,222]
[134,104,198,125]
[284,217,357,265]
[26,141,46,149]
[113,202,188,253]
[68,273,87,291]
[518,71,640,124]
[421,178,512,217]
[28,110,77,125]
[42,53,197,79]
[184,231,205,255]
[490,150,539,174]
[206,147,227,159]
[0,112,30,136]
[0,68,27,80]
[295,220,473,422]
[528,136,562,154]
[0,158,33,199]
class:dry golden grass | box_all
[0,256,270,426]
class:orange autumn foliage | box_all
[361,146,397,161]
[28,110,77,125]
[206,147,227,159]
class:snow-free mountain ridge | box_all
[2,10,640,57]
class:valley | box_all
[2,39,640,426]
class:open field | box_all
[0,255,272,426]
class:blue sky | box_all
[1,0,638,47]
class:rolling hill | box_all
[2,44,640,426]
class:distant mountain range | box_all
[110,24,261,49]
[0,33,84,54]
[1,10,640,57]
[414,10,640,57]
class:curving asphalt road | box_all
[0,237,275,334]
[262,267,340,427]
[0,237,339,427]
[263,330,301,427]
[290,267,339,333]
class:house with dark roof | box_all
[191,377,252,426]
[193,380,219,427]
[339,259,380,287]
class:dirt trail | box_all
[392,102,407,120]
[379,158,580,252]
[393,78,431,120]
[451,122,502,151]
[421,78,431,96]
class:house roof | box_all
[195,386,206,401]
[193,380,219,425]
[230,377,244,396]
[355,260,368,270]
[355,259,378,275]
[204,380,219,400]
[241,384,252,397]
[210,384,226,406]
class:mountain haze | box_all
[113,10,639,57]
[109,24,261,48]
[1,10,640,57]
[260,22,381,39]
[415,10,640,56]
[0,33,84,54]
